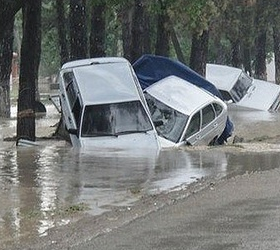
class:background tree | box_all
[69,0,87,60]
[90,1,106,57]
[254,0,268,80]
[0,0,23,40]
[0,18,14,117]
[154,0,170,57]
[56,0,69,65]
[17,0,41,141]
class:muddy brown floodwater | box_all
[1,104,280,249]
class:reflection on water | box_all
[1,106,280,245]
[1,141,280,244]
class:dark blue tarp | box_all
[132,54,233,144]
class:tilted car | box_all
[206,63,280,111]
[144,76,228,147]
[133,54,233,144]
[57,57,160,150]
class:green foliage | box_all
[39,0,60,76]
[170,0,228,35]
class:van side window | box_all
[63,71,77,109]
[202,104,215,128]
[185,111,200,138]
[72,98,82,128]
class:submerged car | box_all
[144,76,228,147]
[57,57,160,150]
[133,54,233,144]
[206,64,280,111]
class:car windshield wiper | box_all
[88,132,118,137]
[115,130,148,136]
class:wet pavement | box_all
[1,103,280,248]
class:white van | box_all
[206,64,280,111]
[144,76,228,147]
[57,57,160,150]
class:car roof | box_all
[62,59,141,105]
[206,64,242,90]
[145,76,219,115]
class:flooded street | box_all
[1,103,280,247]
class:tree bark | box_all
[231,39,241,68]
[56,0,69,65]
[189,30,209,77]
[155,0,170,57]
[0,0,23,40]
[69,0,88,60]
[120,2,133,62]
[90,2,106,57]
[243,47,252,76]
[17,0,41,142]
[0,18,14,118]
[273,27,280,84]
[130,0,145,63]
[170,25,186,64]
[254,0,267,80]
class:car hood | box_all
[238,79,280,111]
[76,131,160,151]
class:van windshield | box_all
[145,93,188,143]
[81,101,153,137]
[230,72,252,102]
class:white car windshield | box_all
[81,101,153,137]
[145,93,189,143]
[230,72,252,102]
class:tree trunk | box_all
[90,2,106,57]
[120,2,133,62]
[69,0,88,60]
[231,39,242,68]
[254,0,267,80]
[243,47,252,76]
[120,0,150,63]
[189,30,209,77]
[170,25,186,64]
[17,0,41,142]
[273,27,280,84]
[155,0,170,57]
[0,0,23,40]
[130,0,145,63]
[56,0,69,65]
[0,18,14,118]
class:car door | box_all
[199,103,217,144]
[183,111,202,145]
[183,103,220,146]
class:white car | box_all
[144,76,228,147]
[206,64,280,111]
[57,57,160,151]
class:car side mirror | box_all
[153,120,164,127]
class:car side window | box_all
[213,103,223,116]
[202,104,215,128]
[185,111,201,139]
